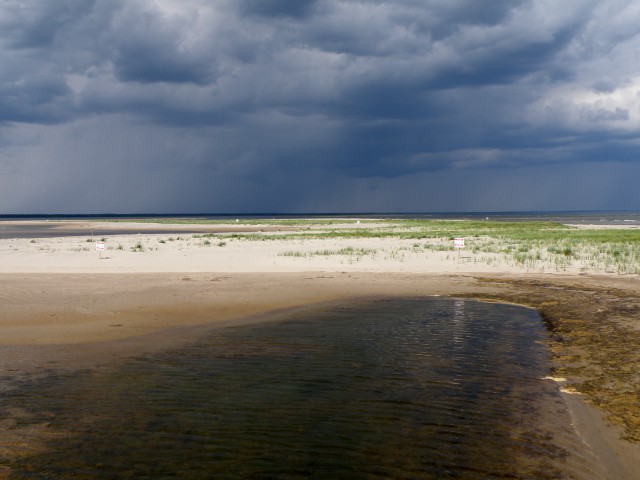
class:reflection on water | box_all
[0,298,599,479]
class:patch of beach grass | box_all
[70,217,640,274]
[254,219,640,273]
[279,247,377,259]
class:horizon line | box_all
[1,210,639,218]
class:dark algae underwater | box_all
[469,276,640,443]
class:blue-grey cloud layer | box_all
[1,0,640,213]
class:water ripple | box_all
[0,298,602,479]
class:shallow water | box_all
[0,298,599,479]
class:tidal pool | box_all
[1,298,599,479]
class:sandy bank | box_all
[0,272,495,347]
[1,271,639,478]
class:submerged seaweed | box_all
[470,277,640,442]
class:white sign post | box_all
[95,241,105,259]
[453,237,465,258]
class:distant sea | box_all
[1,210,640,225]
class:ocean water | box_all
[0,298,599,479]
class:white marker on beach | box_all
[454,237,464,258]
[95,241,105,259]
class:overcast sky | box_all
[1,0,640,213]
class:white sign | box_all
[453,237,465,248]
[95,241,105,251]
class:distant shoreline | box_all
[1,213,640,241]
[0,220,301,240]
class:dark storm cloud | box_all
[0,75,71,124]
[239,0,320,18]
[109,4,219,85]
[1,0,98,49]
[1,0,640,213]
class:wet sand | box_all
[0,219,300,239]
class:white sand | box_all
[0,228,591,275]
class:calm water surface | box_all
[1,298,598,479]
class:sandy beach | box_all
[1,219,639,478]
